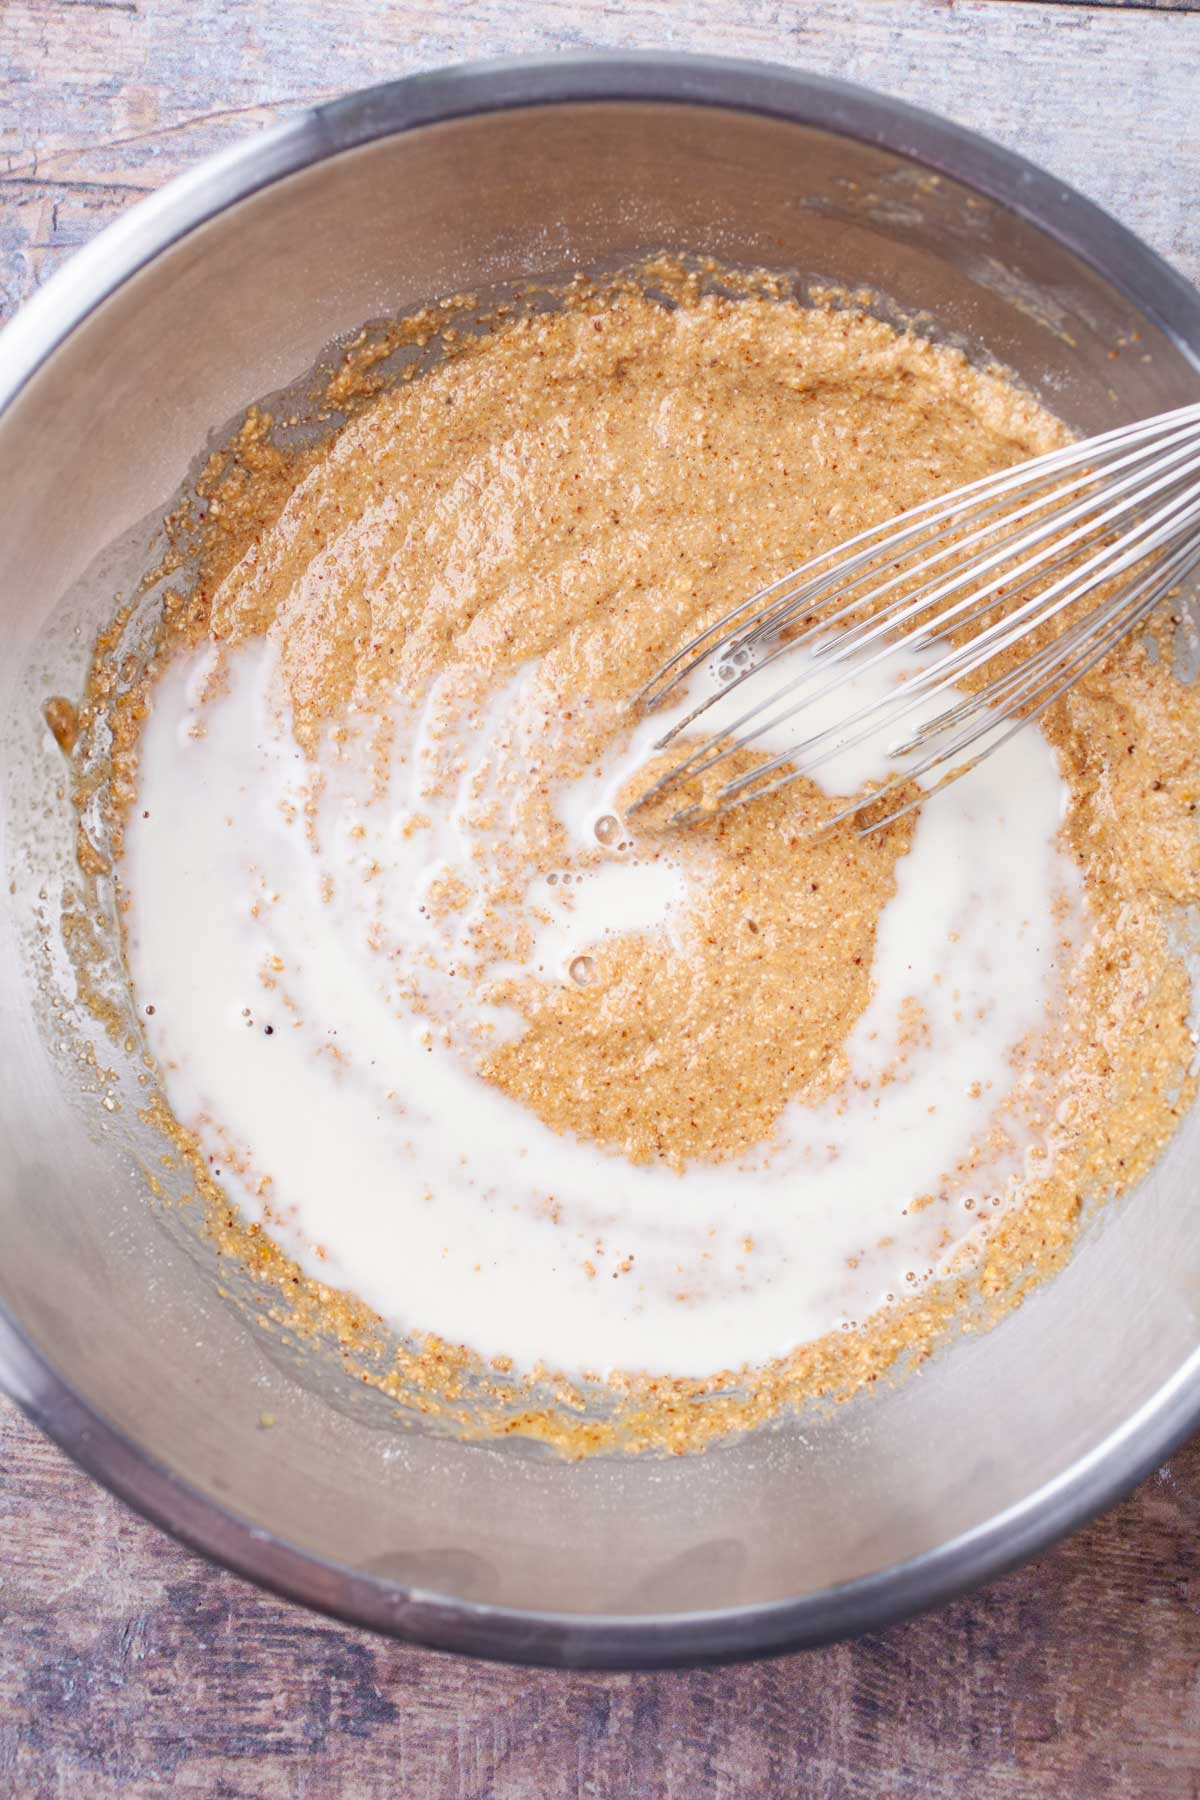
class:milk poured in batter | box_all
[108,281,1199,1413]
[123,628,1075,1375]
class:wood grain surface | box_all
[3,1392,1200,1800]
[4,0,1200,313]
[4,3,1200,1796]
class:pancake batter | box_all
[67,269,1200,1449]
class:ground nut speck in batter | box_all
[73,268,1200,1453]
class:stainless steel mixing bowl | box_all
[3,55,1200,1669]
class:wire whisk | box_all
[633,402,1200,836]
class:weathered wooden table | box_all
[4,3,1200,1795]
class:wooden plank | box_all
[3,3,1200,1795]
[1008,0,1200,10]
[3,1392,1200,1800]
[2,0,1199,317]
[1006,0,1200,10]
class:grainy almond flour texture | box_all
[57,265,1200,1455]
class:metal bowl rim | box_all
[3,50,1199,1669]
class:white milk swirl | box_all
[121,638,1077,1377]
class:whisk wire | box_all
[644,465,1200,817]
[728,413,1200,669]
[634,403,1200,834]
[692,535,1200,840]
[636,402,1200,713]
[640,419,1200,796]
